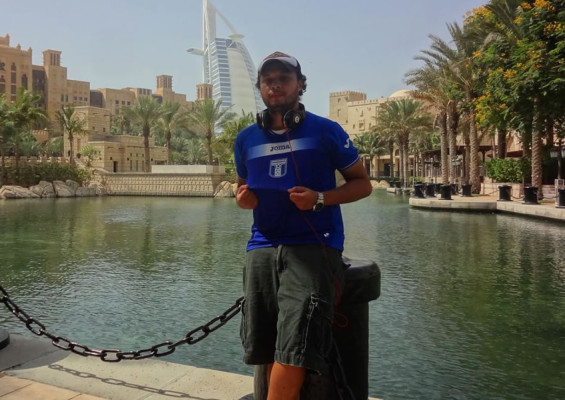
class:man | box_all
[234,51,371,400]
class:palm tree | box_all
[123,96,163,172]
[353,130,387,177]
[56,105,87,166]
[0,94,10,184]
[410,22,483,192]
[9,88,47,178]
[376,99,432,187]
[215,110,255,164]
[406,61,452,184]
[158,102,190,165]
[188,99,234,165]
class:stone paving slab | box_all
[0,375,105,400]
[1,334,254,400]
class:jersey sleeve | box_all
[326,120,360,171]
[234,132,248,180]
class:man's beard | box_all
[264,92,300,114]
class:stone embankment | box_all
[0,179,238,200]
[0,180,105,199]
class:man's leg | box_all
[267,362,306,400]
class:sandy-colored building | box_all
[328,89,527,182]
[329,89,412,139]
[1,34,191,172]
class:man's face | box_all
[259,64,303,112]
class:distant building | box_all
[329,89,412,138]
[0,33,189,172]
[187,0,262,115]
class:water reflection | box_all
[1,193,564,399]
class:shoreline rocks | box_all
[0,180,105,200]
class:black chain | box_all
[0,283,243,362]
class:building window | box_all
[0,76,5,94]
[21,74,28,90]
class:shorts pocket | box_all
[301,294,333,360]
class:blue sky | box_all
[2,0,487,116]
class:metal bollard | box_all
[498,185,512,201]
[425,183,435,198]
[557,188,565,208]
[0,328,9,350]
[523,186,538,204]
[461,184,472,197]
[439,185,452,200]
[413,184,425,199]
[253,257,381,400]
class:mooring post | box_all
[254,257,381,400]
[0,328,10,350]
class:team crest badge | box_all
[269,158,288,178]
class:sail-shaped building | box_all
[188,0,262,115]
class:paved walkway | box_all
[0,334,255,400]
[0,334,381,400]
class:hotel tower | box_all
[187,0,262,116]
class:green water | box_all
[1,192,564,399]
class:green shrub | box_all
[1,163,91,187]
[484,157,530,183]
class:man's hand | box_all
[288,186,317,211]
[236,184,258,209]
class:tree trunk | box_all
[68,133,75,166]
[497,126,507,159]
[0,143,5,186]
[166,130,172,165]
[388,140,394,179]
[469,111,480,194]
[439,112,449,185]
[447,104,459,184]
[144,124,151,172]
[464,130,471,185]
[206,130,213,165]
[531,97,543,199]
[403,138,410,186]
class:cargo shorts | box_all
[240,244,344,372]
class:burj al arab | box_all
[187,0,262,116]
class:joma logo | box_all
[270,144,290,152]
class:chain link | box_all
[0,283,243,362]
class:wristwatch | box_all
[313,192,324,212]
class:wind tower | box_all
[187,0,262,116]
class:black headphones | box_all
[256,103,306,131]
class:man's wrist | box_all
[312,191,324,212]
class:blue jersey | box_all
[234,111,359,251]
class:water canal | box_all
[1,191,564,399]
